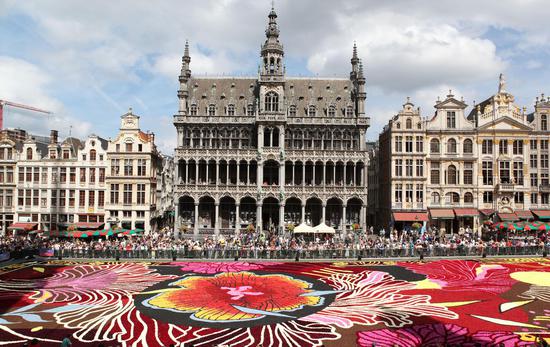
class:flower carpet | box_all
[0,258,549,346]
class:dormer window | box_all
[63,150,70,159]
[49,149,56,159]
[208,104,216,116]
[542,114,548,131]
[346,106,353,117]
[26,148,33,160]
[90,149,96,161]
[289,105,296,117]
[446,111,456,128]
[126,143,133,152]
[265,92,279,112]
[406,118,412,129]
[247,104,254,116]
[190,104,197,116]
[328,105,336,117]
[308,105,316,117]
[227,104,235,116]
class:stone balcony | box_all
[498,183,515,192]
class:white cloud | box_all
[0,56,92,138]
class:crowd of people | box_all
[1,224,549,260]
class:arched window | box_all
[289,105,296,117]
[190,104,197,116]
[417,122,422,129]
[447,165,457,184]
[346,106,354,117]
[395,122,401,129]
[208,104,216,116]
[308,105,316,117]
[446,192,460,204]
[431,192,440,204]
[430,139,440,153]
[447,138,457,153]
[328,105,336,117]
[227,104,235,116]
[406,118,412,129]
[265,92,279,112]
[90,149,96,161]
[26,147,32,160]
[463,139,473,154]
[542,114,548,131]
[464,192,474,203]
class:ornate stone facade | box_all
[173,7,370,237]
[375,75,550,234]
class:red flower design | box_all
[146,271,321,322]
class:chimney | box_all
[50,130,58,144]
[150,132,155,144]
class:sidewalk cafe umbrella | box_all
[293,223,315,234]
[313,222,335,234]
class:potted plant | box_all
[351,223,360,231]
[287,223,295,232]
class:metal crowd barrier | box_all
[52,245,550,260]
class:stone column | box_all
[353,163,357,186]
[279,125,284,148]
[279,203,285,232]
[206,163,209,185]
[301,204,306,224]
[302,163,306,187]
[194,202,199,235]
[174,202,179,239]
[313,163,316,185]
[256,203,263,231]
[195,161,201,183]
[185,161,189,184]
[258,162,263,189]
[237,162,240,186]
[214,202,219,235]
[175,162,179,185]
[279,161,285,187]
[342,205,347,232]
[235,203,240,234]
[322,203,326,224]
[245,162,249,185]
[258,125,264,151]
[226,162,229,185]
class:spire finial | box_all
[358,59,364,78]
[184,39,190,57]
[498,73,506,93]
[353,41,358,59]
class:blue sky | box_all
[0,0,549,153]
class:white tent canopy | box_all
[314,222,335,234]
[293,223,316,234]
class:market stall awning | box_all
[479,209,495,216]
[74,222,104,229]
[515,210,534,220]
[429,209,455,219]
[293,223,316,234]
[393,212,428,222]
[313,223,335,234]
[532,210,550,220]
[498,212,518,221]
[8,222,38,231]
[453,208,479,217]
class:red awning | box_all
[532,210,550,219]
[393,212,429,222]
[515,210,533,220]
[498,212,518,221]
[8,222,38,231]
[75,222,104,229]
[453,208,479,217]
[479,209,495,216]
[429,209,455,219]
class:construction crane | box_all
[0,100,52,130]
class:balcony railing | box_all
[498,183,515,192]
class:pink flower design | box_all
[357,323,532,347]
[175,261,280,274]
[302,270,457,329]
[399,259,515,294]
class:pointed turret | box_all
[351,42,359,79]
[178,40,191,114]
[260,4,284,77]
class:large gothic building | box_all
[173,7,370,237]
